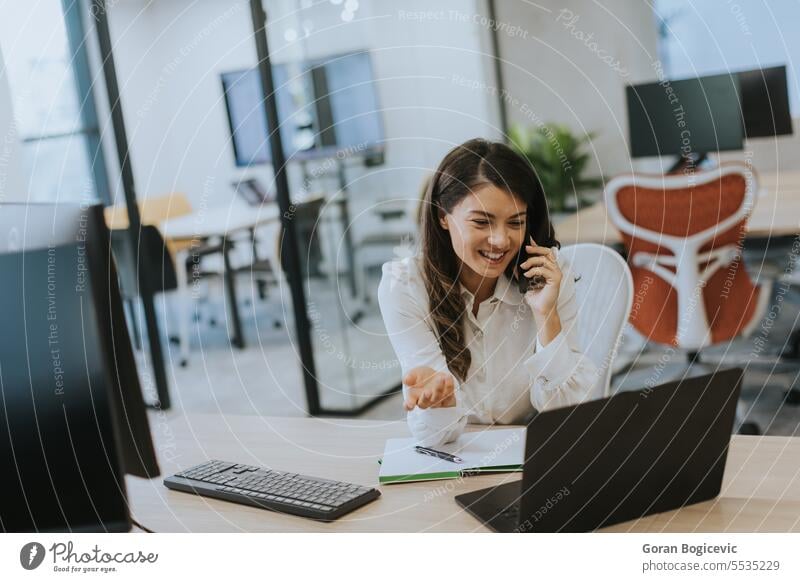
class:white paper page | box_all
[379,428,525,482]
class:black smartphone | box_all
[516,233,547,294]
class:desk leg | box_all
[336,165,358,298]
[223,239,245,349]
[335,196,364,324]
[175,249,190,367]
[336,197,358,297]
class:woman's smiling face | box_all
[439,183,527,283]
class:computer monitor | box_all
[738,65,793,138]
[626,72,744,159]
[0,203,159,532]
[221,51,385,166]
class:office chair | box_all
[559,243,633,399]
[276,197,326,278]
[105,192,193,249]
[228,179,284,302]
[107,193,231,366]
[353,197,421,305]
[109,225,179,355]
[604,163,777,433]
[353,176,430,305]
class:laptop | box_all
[233,178,275,206]
[455,368,744,532]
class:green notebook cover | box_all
[378,428,525,485]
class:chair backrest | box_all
[604,164,766,349]
[559,243,633,399]
[276,197,325,275]
[110,226,178,299]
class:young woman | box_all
[378,138,598,446]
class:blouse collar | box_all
[459,273,524,307]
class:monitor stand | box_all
[668,152,708,174]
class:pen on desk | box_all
[414,445,464,464]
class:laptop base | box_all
[455,481,523,533]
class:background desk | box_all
[110,195,353,359]
[127,413,800,532]
[105,199,282,355]
[557,170,800,245]
[161,204,281,353]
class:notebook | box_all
[379,428,526,484]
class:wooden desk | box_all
[158,203,280,241]
[127,413,800,532]
[556,170,800,245]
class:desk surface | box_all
[127,413,800,532]
[556,169,800,245]
[159,203,281,241]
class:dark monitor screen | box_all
[221,51,384,166]
[626,73,744,158]
[0,203,158,532]
[221,64,309,166]
[738,65,793,138]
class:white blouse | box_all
[378,252,599,446]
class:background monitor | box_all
[738,65,793,138]
[0,203,158,532]
[626,72,744,158]
[221,51,385,166]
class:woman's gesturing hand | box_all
[520,237,562,317]
[403,366,456,411]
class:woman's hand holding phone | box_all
[520,236,563,317]
[403,366,456,411]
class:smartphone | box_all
[516,233,547,294]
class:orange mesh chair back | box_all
[604,164,769,350]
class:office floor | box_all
[143,265,800,436]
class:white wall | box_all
[494,0,800,176]
[493,0,660,178]
[11,0,798,213]
[88,0,502,231]
[0,44,29,202]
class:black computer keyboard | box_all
[164,460,380,521]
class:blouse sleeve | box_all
[378,260,467,446]
[523,259,600,412]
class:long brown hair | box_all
[420,138,559,382]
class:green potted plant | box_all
[509,123,603,214]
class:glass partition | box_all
[18,0,503,415]
[262,0,502,413]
